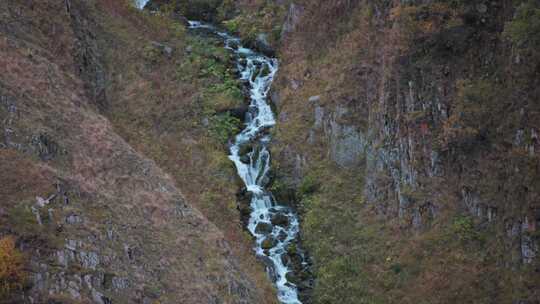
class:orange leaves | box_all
[0,236,26,298]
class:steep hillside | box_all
[160,0,540,302]
[3,0,540,304]
[0,1,274,303]
[265,0,540,303]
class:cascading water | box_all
[135,0,150,9]
[189,21,307,304]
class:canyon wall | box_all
[246,0,539,302]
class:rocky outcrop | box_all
[68,0,108,110]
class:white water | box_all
[135,0,150,9]
[189,21,304,304]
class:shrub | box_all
[208,113,241,144]
[173,0,222,21]
[223,18,241,33]
[217,0,236,21]
[504,1,540,48]
[0,236,25,300]
[297,175,319,199]
[451,215,479,242]
[441,79,502,151]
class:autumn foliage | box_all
[0,236,25,300]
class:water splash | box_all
[135,0,150,9]
[189,21,305,304]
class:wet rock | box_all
[259,63,271,77]
[271,213,289,227]
[237,188,254,224]
[228,104,249,120]
[237,202,252,221]
[240,154,251,164]
[261,237,277,250]
[254,222,273,235]
[277,230,288,242]
[285,272,300,285]
[237,143,253,157]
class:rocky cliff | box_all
[265,0,540,303]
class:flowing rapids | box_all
[135,0,150,9]
[189,21,306,304]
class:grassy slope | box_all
[244,0,540,303]
[98,1,278,302]
[0,0,274,302]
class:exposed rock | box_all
[32,134,60,161]
[255,222,273,235]
[281,3,304,39]
[261,237,277,250]
[79,251,99,270]
[150,41,174,58]
[65,214,82,224]
[270,213,289,227]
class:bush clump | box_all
[0,236,26,300]
[504,1,540,48]
[209,113,242,144]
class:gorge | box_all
[1,0,539,304]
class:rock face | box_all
[0,1,267,303]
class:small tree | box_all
[0,236,25,300]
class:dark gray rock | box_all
[271,213,289,227]
[254,222,273,235]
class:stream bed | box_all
[188,21,309,304]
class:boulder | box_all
[271,213,289,227]
[254,222,273,235]
[261,237,277,250]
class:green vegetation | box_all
[101,5,278,301]
[174,0,223,21]
[296,164,380,304]
[208,113,241,144]
[451,215,480,243]
[297,174,319,200]
[220,2,286,47]
[504,1,540,48]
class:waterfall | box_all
[189,21,306,304]
[135,0,150,9]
